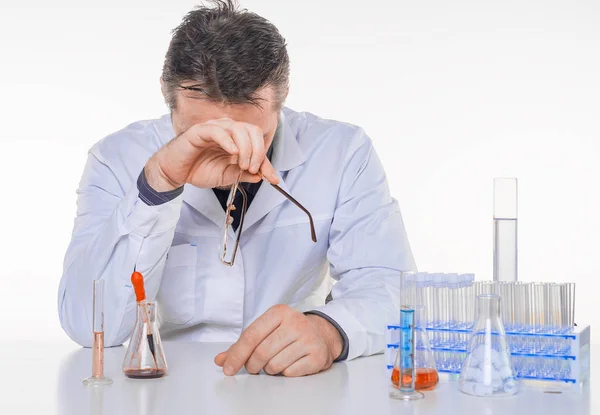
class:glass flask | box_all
[413,306,439,390]
[123,301,168,379]
[389,308,425,401]
[459,294,518,397]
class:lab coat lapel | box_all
[242,111,305,233]
[182,185,225,229]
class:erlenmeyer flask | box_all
[123,301,167,378]
[123,271,167,379]
[459,294,517,396]
[414,306,439,390]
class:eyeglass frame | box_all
[220,171,317,266]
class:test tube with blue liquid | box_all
[390,273,424,401]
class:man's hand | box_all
[144,118,280,192]
[214,304,343,377]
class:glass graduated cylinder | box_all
[493,218,518,282]
[493,178,518,282]
[83,280,112,387]
[399,309,415,391]
[390,308,424,401]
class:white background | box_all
[0,0,598,348]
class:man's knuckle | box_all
[264,361,280,375]
[270,304,289,314]
[297,318,312,332]
[253,348,269,363]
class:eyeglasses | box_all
[220,171,317,266]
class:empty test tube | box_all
[562,283,575,332]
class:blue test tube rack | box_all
[385,323,590,390]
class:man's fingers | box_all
[229,124,253,171]
[221,166,261,185]
[188,124,239,155]
[210,119,254,171]
[260,158,279,185]
[245,327,297,374]
[214,351,228,367]
[222,305,286,376]
[281,355,319,377]
[240,171,262,183]
[263,340,308,376]
[243,123,265,174]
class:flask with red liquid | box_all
[122,271,168,379]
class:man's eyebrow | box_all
[179,85,206,92]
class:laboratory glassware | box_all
[493,178,518,282]
[459,294,518,397]
[123,271,168,379]
[83,280,113,386]
[390,308,425,401]
[413,306,439,390]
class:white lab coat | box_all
[57,107,416,360]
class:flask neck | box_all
[137,301,156,323]
[476,295,501,320]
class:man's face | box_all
[168,83,280,152]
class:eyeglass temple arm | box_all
[270,183,317,243]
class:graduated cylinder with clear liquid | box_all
[493,178,518,282]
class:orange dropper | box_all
[131,271,146,302]
[131,270,157,364]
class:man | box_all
[57,0,415,377]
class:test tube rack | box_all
[384,323,590,390]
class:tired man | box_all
[58,0,415,377]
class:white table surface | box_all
[1,341,595,415]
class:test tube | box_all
[561,283,575,333]
[493,178,518,282]
[389,308,425,401]
[83,280,113,386]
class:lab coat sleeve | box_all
[57,149,182,348]
[310,128,416,361]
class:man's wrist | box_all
[144,158,182,193]
[137,166,184,206]
[305,313,344,362]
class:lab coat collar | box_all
[270,109,305,172]
[241,109,305,233]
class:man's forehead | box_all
[176,87,278,133]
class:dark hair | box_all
[162,0,290,111]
